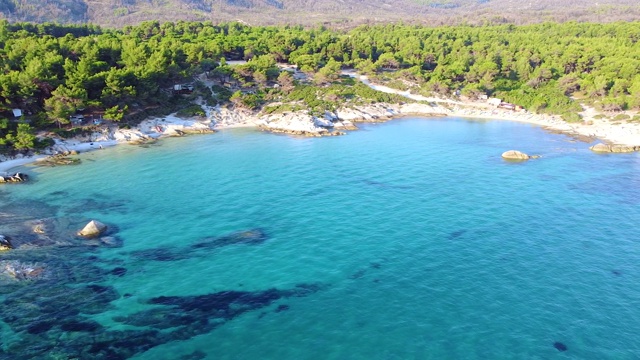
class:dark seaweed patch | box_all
[553,342,568,352]
[191,228,268,249]
[181,350,207,360]
[448,229,467,240]
[149,289,281,313]
[130,248,189,262]
[131,228,269,263]
[109,267,127,277]
[362,179,413,190]
[60,320,101,332]
[119,283,324,330]
[275,304,290,313]
[87,284,110,294]
[62,197,129,215]
[350,269,366,279]
[26,321,54,334]
[47,191,69,197]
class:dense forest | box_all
[1,20,640,152]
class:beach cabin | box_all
[487,98,502,107]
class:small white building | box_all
[487,98,502,107]
[12,109,22,118]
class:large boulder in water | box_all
[501,150,530,160]
[77,220,107,238]
[589,143,611,152]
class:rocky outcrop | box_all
[77,220,107,238]
[37,154,81,167]
[502,150,531,160]
[260,111,343,136]
[399,102,450,116]
[113,129,153,144]
[208,106,260,128]
[203,102,454,137]
[0,235,13,251]
[0,172,29,183]
[589,143,639,153]
[171,128,216,136]
[335,104,399,122]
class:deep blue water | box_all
[1,117,640,359]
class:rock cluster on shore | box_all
[208,102,449,137]
[589,143,640,153]
[0,172,28,183]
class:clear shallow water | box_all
[1,117,640,359]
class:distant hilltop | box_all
[1,0,640,28]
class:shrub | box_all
[561,112,582,123]
[613,113,631,121]
[177,105,206,118]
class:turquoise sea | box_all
[1,116,640,359]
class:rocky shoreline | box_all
[2,88,640,174]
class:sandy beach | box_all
[347,73,640,147]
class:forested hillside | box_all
[1,20,640,152]
[0,0,639,27]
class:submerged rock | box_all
[501,150,530,160]
[0,235,13,251]
[0,260,47,281]
[37,154,81,167]
[78,220,107,238]
[553,341,568,352]
[0,172,29,183]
